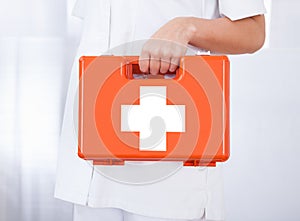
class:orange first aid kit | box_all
[78,55,230,166]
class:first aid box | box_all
[78,55,230,166]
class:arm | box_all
[188,15,265,54]
[139,15,265,74]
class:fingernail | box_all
[140,66,146,73]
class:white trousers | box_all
[73,205,208,221]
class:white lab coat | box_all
[55,0,266,220]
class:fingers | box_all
[149,57,161,75]
[139,49,150,73]
[139,54,163,75]
[169,57,180,72]
[139,40,185,75]
[139,43,163,75]
[160,57,171,74]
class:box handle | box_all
[126,61,180,80]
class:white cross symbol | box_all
[121,86,185,151]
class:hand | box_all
[139,17,195,75]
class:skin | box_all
[139,15,265,75]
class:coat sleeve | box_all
[218,0,266,21]
[72,0,87,19]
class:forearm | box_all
[140,14,266,74]
[185,15,266,54]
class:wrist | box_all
[183,17,212,50]
[181,17,198,43]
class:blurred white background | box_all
[0,0,299,220]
